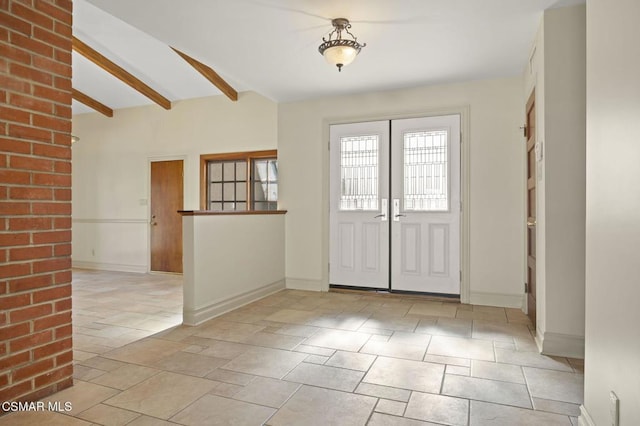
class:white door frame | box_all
[320,106,471,303]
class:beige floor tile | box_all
[368,413,440,426]
[123,415,178,426]
[405,391,469,426]
[427,335,495,361]
[472,321,532,342]
[363,357,444,393]
[361,316,419,332]
[407,302,458,318]
[79,356,127,372]
[471,360,525,384]
[221,346,307,379]
[470,400,573,425]
[264,308,320,324]
[102,338,188,366]
[90,363,159,390]
[151,351,228,377]
[208,381,244,397]
[375,399,407,416]
[293,344,336,357]
[46,272,583,426]
[456,309,507,323]
[0,411,92,426]
[423,354,471,367]
[495,348,573,372]
[355,382,412,402]
[442,374,532,408]
[240,331,305,350]
[77,403,140,426]
[523,367,584,404]
[274,324,321,337]
[205,369,256,385]
[303,354,328,365]
[171,394,276,425]
[196,340,253,359]
[42,380,119,415]
[303,328,372,352]
[532,397,581,416]
[308,313,370,330]
[192,321,265,342]
[387,331,432,346]
[414,317,472,338]
[325,350,376,371]
[232,376,301,408]
[283,362,365,392]
[73,364,106,381]
[360,340,427,361]
[446,365,470,376]
[104,371,217,419]
[268,385,376,426]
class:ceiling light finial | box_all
[318,18,366,72]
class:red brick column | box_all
[0,0,73,404]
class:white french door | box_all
[329,115,461,295]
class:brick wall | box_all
[0,0,73,405]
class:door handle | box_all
[374,199,388,221]
[393,199,403,222]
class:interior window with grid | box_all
[201,150,278,211]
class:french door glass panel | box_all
[330,115,460,294]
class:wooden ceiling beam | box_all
[72,36,172,110]
[171,47,238,102]
[72,88,114,117]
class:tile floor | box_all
[1,270,584,425]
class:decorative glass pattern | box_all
[340,135,379,210]
[403,129,449,211]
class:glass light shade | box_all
[323,45,358,67]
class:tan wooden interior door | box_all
[150,160,184,273]
[525,91,537,326]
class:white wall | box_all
[278,77,526,305]
[182,213,285,325]
[72,92,278,271]
[524,5,586,357]
[543,5,586,354]
[583,1,640,425]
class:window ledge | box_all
[178,210,287,216]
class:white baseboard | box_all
[183,279,286,326]
[285,277,324,292]
[578,405,596,426]
[469,291,524,308]
[540,331,585,359]
[72,260,147,274]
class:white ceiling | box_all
[73,0,584,115]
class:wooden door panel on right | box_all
[525,90,537,325]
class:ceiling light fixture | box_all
[318,18,366,72]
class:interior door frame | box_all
[147,154,188,273]
[321,106,471,302]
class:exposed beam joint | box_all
[72,36,171,110]
[171,47,238,102]
[72,88,113,117]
